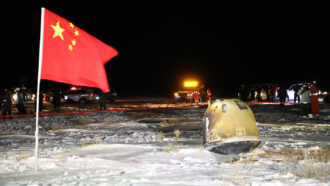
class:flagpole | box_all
[35,7,45,173]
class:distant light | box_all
[70,86,82,91]
[70,86,77,91]
[287,90,295,100]
[184,81,198,87]
[13,94,18,101]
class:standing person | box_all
[52,89,62,112]
[293,85,300,104]
[17,91,27,114]
[21,88,27,102]
[278,85,288,108]
[193,91,199,103]
[2,89,13,118]
[199,86,206,102]
[238,84,247,101]
[309,82,319,118]
[250,86,255,101]
[298,83,313,118]
[206,88,212,101]
[272,84,278,102]
[98,91,107,110]
[267,85,273,102]
[256,86,262,102]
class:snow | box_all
[0,100,329,185]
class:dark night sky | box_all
[1,1,329,97]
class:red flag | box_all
[41,9,118,92]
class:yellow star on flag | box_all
[69,22,74,28]
[74,30,79,36]
[51,21,65,40]
[72,39,76,46]
[68,44,73,51]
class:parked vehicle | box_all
[174,80,206,102]
[61,86,99,104]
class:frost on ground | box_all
[0,101,329,185]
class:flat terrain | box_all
[0,99,329,185]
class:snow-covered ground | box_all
[0,100,329,185]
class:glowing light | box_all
[184,81,198,87]
[70,86,82,91]
[287,90,295,101]
[13,94,18,102]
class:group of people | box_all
[238,84,279,102]
[1,89,14,117]
[193,88,212,103]
[1,89,28,117]
[238,82,320,118]
[1,89,63,118]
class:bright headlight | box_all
[13,94,18,101]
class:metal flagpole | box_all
[35,7,45,173]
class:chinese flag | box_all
[41,8,118,92]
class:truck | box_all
[174,80,206,102]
